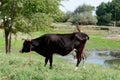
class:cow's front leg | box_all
[44,57,49,67]
[49,55,53,69]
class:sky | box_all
[59,0,112,13]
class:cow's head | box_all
[19,39,32,53]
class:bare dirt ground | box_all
[79,25,120,40]
[107,34,120,40]
[107,27,120,40]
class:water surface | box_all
[58,50,120,67]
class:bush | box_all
[71,12,98,25]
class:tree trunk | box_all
[4,24,13,54]
[4,29,10,54]
[2,0,15,54]
[9,31,12,53]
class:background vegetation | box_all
[0,0,63,53]
[96,0,120,26]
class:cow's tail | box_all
[76,25,81,32]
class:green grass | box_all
[86,35,120,51]
[0,53,120,80]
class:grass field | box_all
[0,23,120,80]
[0,52,120,80]
[86,35,120,51]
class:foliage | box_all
[96,0,120,26]
[110,0,120,21]
[71,12,97,25]
[0,0,25,53]
[21,0,63,22]
[0,0,63,53]
[59,11,73,22]
[12,15,30,34]
[74,4,94,14]
[0,0,63,32]
[96,2,112,25]
[71,4,97,25]
[30,13,53,31]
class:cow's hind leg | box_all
[49,55,53,69]
[74,43,86,71]
[44,57,49,67]
[74,50,82,71]
[81,50,86,69]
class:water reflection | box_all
[105,59,120,65]
[86,51,120,67]
[58,50,120,68]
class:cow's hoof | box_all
[49,66,52,69]
[74,67,78,71]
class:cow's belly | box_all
[55,49,74,56]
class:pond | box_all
[86,51,120,67]
[58,51,120,68]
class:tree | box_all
[96,0,120,26]
[96,2,112,25]
[71,4,97,25]
[74,4,94,14]
[110,0,120,26]
[0,0,63,53]
[71,12,97,25]
[59,11,73,22]
[0,0,21,53]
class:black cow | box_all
[20,31,89,70]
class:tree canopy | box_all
[96,2,112,25]
[0,0,63,53]
[96,0,120,26]
[74,4,94,14]
[71,4,97,25]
